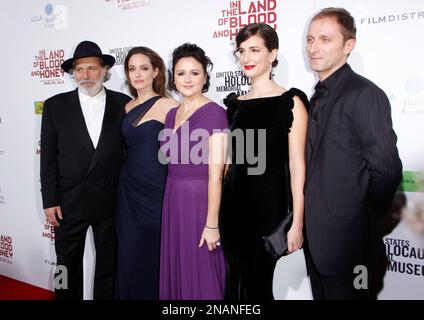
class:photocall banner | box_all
[0,0,422,299]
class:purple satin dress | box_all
[159,102,228,300]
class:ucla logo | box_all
[45,3,54,15]
[30,3,68,29]
[31,15,43,23]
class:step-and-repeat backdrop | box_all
[0,0,423,299]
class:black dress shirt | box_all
[307,64,348,163]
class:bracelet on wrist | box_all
[205,225,219,230]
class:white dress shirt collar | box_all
[78,88,106,149]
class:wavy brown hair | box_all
[124,46,167,97]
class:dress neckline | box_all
[171,101,214,134]
[236,90,289,102]
[135,119,164,128]
[126,95,162,116]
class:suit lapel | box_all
[67,89,95,153]
[86,89,120,175]
[306,67,354,182]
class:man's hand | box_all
[44,206,63,227]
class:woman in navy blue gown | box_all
[116,46,177,299]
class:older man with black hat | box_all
[40,40,131,300]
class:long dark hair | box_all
[124,46,167,97]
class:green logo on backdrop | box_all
[400,171,424,192]
[34,101,44,114]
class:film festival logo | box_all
[42,219,55,243]
[31,49,65,86]
[213,0,277,40]
[30,3,68,29]
[109,47,134,66]
[105,0,151,10]
[0,235,13,265]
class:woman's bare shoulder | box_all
[125,98,138,113]
[159,97,179,110]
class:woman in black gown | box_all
[116,47,177,299]
[220,23,309,300]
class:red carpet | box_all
[0,275,55,300]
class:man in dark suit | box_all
[40,41,131,299]
[304,8,402,299]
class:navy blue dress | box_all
[116,96,166,299]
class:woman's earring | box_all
[269,64,273,80]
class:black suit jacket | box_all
[304,64,402,277]
[40,88,131,219]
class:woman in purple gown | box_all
[159,43,228,300]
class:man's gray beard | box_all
[77,79,104,96]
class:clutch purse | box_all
[262,211,293,261]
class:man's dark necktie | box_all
[307,84,328,164]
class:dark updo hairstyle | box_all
[235,23,279,68]
[168,43,213,93]
[124,46,167,97]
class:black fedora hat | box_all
[61,40,115,73]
